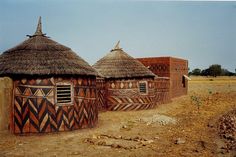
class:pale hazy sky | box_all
[0,0,235,72]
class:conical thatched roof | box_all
[93,41,155,79]
[0,17,98,77]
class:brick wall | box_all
[169,57,188,97]
[137,57,188,98]
[137,57,170,77]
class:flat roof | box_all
[137,56,188,62]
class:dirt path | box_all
[0,77,236,157]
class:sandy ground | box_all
[0,76,236,157]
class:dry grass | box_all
[190,76,236,82]
[0,77,235,157]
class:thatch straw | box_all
[0,17,98,77]
[93,41,156,79]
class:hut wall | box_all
[0,77,13,131]
[11,77,98,134]
[154,77,171,104]
[96,78,107,111]
[105,79,156,111]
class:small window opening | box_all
[139,82,147,94]
[56,83,72,105]
[182,76,186,88]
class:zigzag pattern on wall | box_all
[12,78,98,134]
[96,79,107,111]
[104,79,157,111]
[107,96,156,111]
[97,89,106,111]
[108,89,139,97]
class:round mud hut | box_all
[93,41,157,111]
[0,17,98,134]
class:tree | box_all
[201,68,210,76]
[221,69,234,76]
[188,68,192,76]
[191,68,201,76]
[208,64,222,77]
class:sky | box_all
[0,0,235,72]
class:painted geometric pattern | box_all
[107,96,156,111]
[96,79,107,111]
[104,79,157,111]
[97,89,106,111]
[108,80,154,90]
[154,79,171,104]
[108,89,139,98]
[12,78,98,134]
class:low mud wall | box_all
[0,77,13,131]
[154,77,171,104]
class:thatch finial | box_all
[114,40,121,50]
[34,16,43,36]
